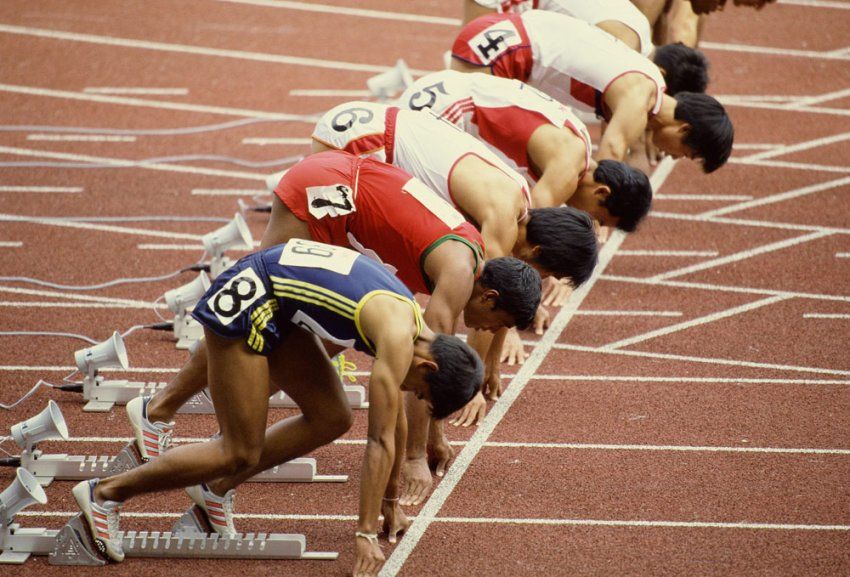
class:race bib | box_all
[279,238,359,275]
[468,20,522,65]
[207,267,266,326]
[307,184,356,219]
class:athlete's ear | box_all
[416,359,438,374]
[657,66,667,79]
[482,288,500,306]
[593,183,612,202]
[678,122,693,136]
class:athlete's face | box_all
[463,297,517,332]
[652,124,697,161]
[571,178,620,230]
[400,364,434,411]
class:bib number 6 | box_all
[331,107,375,132]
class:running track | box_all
[0,1,848,575]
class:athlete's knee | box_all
[327,401,354,438]
[221,443,263,474]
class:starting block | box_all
[83,377,368,412]
[21,443,347,487]
[46,513,338,565]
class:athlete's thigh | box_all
[267,325,349,419]
[205,329,271,449]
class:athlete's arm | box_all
[259,197,312,249]
[354,299,415,576]
[528,127,586,208]
[595,77,657,162]
[463,0,500,24]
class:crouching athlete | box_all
[72,240,482,577]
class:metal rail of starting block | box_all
[82,376,368,412]
[20,443,347,487]
[0,514,337,565]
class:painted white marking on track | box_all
[435,518,850,531]
[700,176,850,218]
[742,131,850,162]
[574,310,683,317]
[26,134,137,142]
[290,88,372,97]
[241,137,312,145]
[721,99,850,118]
[484,442,850,455]
[137,243,204,250]
[0,285,167,308]
[650,231,834,281]
[555,343,850,376]
[778,0,850,10]
[0,241,22,247]
[803,313,850,319]
[0,213,205,241]
[651,211,850,236]
[0,145,267,181]
[381,156,680,576]
[701,41,850,61]
[617,250,719,257]
[601,295,791,350]
[0,24,433,75]
[653,194,752,201]
[0,82,318,122]
[0,301,154,309]
[215,0,460,25]
[0,185,82,193]
[191,188,267,195]
[837,253,850,258]
[83,87,189,95]
[729,157,850,173]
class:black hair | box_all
[478,257,542,330]
[427,334,484,420]
[653,42,709,95]
[674,92,734,173]
[525,207,598,287]
[594,160,653,232]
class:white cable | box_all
[0,153,305,170]
[0,267,187,291]
[0,117,289,136]
[120,324,147,339]
[0,379,57,410]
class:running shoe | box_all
[72,479,124,562]
[185,483,237,536]
[126,395,174,461]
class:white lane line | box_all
[26,134,137,142]
[651,210,850,236]
[83,87,189,95]
[14,511,850,531]
[803,313,850,319]
[837,253,850,258]
[783,87,850,109]
[601,274,850,303]
[0,241,22,248]
[0,301,157,309]
[0,185,82,193]
[600,296,791,350]
[0,83,318,122]
[825,47,850,56]
[382,156,679,576]
[0,24,432,75]
[528,375,850,385]
[241,137,312,145]
[0,145,267,181]
[778,0,850,8]
[707,176,850,219]
[0,285,167,309]
[700,40,850,61]
[574,310,683,317]
[0,365,178,373]
[729,157,850,173]
[721,100,850,118]
[290,88,372,97]
[484,442,850,455]
[742,131,850,162]
[0,213,205,241]
[653,194,752,201]
[435,518,850,531]
[137,243,204,250]
[215,0,459,25]
[733,143,785,150]
[616,250,719,257]
[649,230,834,281]
[191,188,267,195]
[555,343,850,376]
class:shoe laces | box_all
[331,354,358,383]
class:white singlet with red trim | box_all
[312,101,531,213]
[520,10,665,115]
[399,70,591,186]
[473,0,652,56]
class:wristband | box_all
[355,531,379,545]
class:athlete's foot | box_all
[185,483,237,536]
[72,479,124,562]
[126,396,174,461]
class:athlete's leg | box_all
[96,330,270,502]
[666,0,702,47]
[146,341,209,423]
[205,326,353,494]
[259,196,311,249]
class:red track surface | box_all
[1,1,849,575]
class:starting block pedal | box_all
[48,513,337,564]
[83,378,368,413]
[21,443,347,486]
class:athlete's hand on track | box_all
[400,457,432,506]
[484,364,503,400]
[534,305,550,335]
[500,328,527,366]
[353,534,385,577]
[541,277,573,307]
[382,500,411,544]
[427,428,455,477]
[450,390,487,427]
